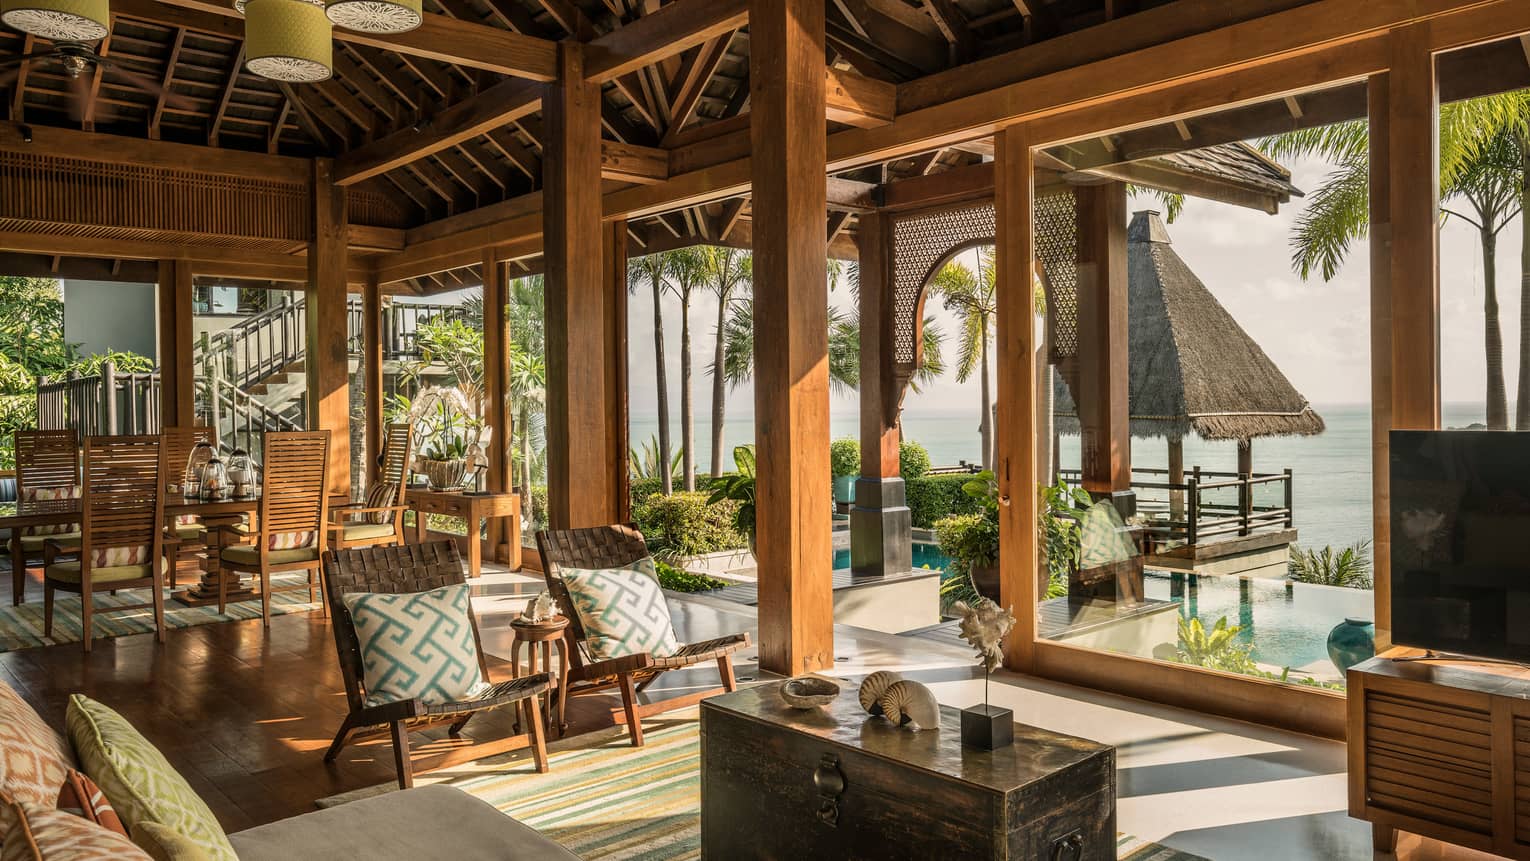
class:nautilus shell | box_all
[878,680,941,731]
[857,671,904,716]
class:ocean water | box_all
[630,401,1495,554]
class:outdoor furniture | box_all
[322,540,551,789]
[217,430,330,624]
[408,488,521,576]
[327,423,412,552]
[42,434,169,654]
[160,426,215,588]
[535,524,749,747]
[509,614,571,737]
[10,429,81,605]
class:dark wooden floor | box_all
[0,564,630,833]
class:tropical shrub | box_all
[632,491,746,556]
[1175,616,1258,674]
[1041,478,1093,590]
[706,445,757,544]
[829,438,860,478]
[899,440,932,480]
[1289,541,1373,589]
[654,559,728,593]
[630,475,723,507]
[70,350,153,375]
[905,474,984,527]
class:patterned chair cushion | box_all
[90,545,149,569]
[342,584,490,708]
[559,558,680,661]
[267,530,315,550]
[0,681,75,810]
[56,769,126,837]
[20,487,79,537]
[64,695,237,861]
[0,801,151,861]
[362,481,399,525]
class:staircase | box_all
[36,297,468,455]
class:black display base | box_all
[961,703,1015,750]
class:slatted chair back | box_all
[161,426,214,493]
[258,431,330,554]
[534,524,649,673]
[15,429,80,500]
[380,424,412,488]
[323,541,485,713]
[80,435,164,573]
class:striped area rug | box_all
[424,709,1209,861]
[0,571,321,652]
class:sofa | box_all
[0,679,578,860]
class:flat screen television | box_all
[1390,430,1530,662]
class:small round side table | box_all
[510,615,571,737]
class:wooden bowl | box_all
[779,677,840,709]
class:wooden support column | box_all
[1370,27,1439,650]
[482,248,511,555]
[604,220,632,526]
[1074,181,1131,510]
[994,126,1038,673]
[307,158,351,499]
[544,42,619,529]
[749,0,833,676]
[362,273,384,486]
[850,210,912,577]
[156,259,195,429]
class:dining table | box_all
[0,494,262,608]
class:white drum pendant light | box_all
[324,0,420,34]
[244,0,333,84]
[233,0,321,15]
[0,0,109,42]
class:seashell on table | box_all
[877,679,941,730]
[779,676,841,709]
[857,670,903,716]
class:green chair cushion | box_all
[559,557,680,661]
[64,695,237,861]
[173,524,207,542]
[219,544,319,568]
[44,557,166,585]
[341,584,489,708]
[341,522,395,542]
[19,532,80,551]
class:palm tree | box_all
[665,247,708,491]
[509,275,547,525]
[930,248,997,469]
[1263,95,1530,429]
[700,247,751,477]
[627,253,674,494]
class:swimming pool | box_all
[832,541,952,571]
[1144,571,1373,673]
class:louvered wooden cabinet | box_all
[1349,657,1530,857]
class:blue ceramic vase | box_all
[1326,617,1375,674]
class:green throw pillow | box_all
[64,695,236,861]
[343,583,491,708]
[561,557,680,661]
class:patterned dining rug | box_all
[325,707,1210,861]
[0,571,321,652]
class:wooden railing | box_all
[1058,466,1294,547]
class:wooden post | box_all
[307,158,351,499]
[482,249,512,557]
[851,210,912,577]
[749,0,833,676]
[544,41,619,529]
[1074,182,1131,500]
[362,274,384,487]
[1168,436,1184,521]
[1370,28,1440,650]
[156,259,195,429]
[994,125,1038,674]
[1237,439,1253,536]
[604,220,632,526]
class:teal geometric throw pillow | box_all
[342,583,491,708]
[560,557,680,661]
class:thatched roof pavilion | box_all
[1055,208,1325,443]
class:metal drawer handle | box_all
[813,753,845,827]
[1051,831,1084,861]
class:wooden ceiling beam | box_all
[601,140,668,184]
[331,49,399,122]
[206,44,243,146]
[825,67,894,127]
[148,27,185,140]
[316,78,376,135]
[333,77,542,185]
[81,34,113,133]
[660,32,733,145]
[485,127,542,182]
[0,121,309,181]
[9,34,33,122]
[584,0,748,83]
[921,0,974,62]
[267,97,291,153]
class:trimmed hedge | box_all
[899,440,932,480]
[632,490,747,555]
[630,474,727,507]
[906,474,983,528]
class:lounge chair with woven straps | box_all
[535,524,749,747]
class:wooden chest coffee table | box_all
[700,677,1115,860]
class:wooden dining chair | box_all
[42,435,168,654]
[217,430,329,623]
[328,424,412,552]
[160,426,215,588]
[322,541,550,789]
[11,429,82,603]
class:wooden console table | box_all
[407,488,520,577]
[701,678,1115,860]
[1349,654,1530,858]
